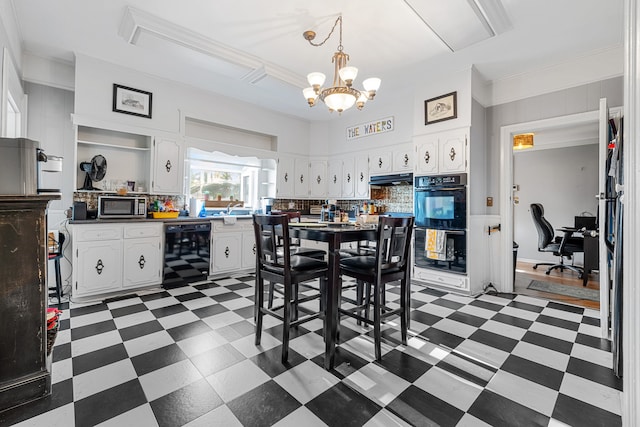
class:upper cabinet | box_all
[354,155,369,199]
[327,159,342,199]
[309,159,327,199]
[276,155,295,198]
[368,149,393,175]
[392,143,414,173]
[341,156,355,198]
[151,137,183,195]
[369,143,413,176]
[414,128,467,175]
[294,157,310,198]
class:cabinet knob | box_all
[300,174,304,184]
[284,172,288,182]
[346,173,351,183]
[138,255,146,269]
[378,157,383,168]
[316,175,321,184]
[449,147,456,161]
[404,154,409,166]
[95,259,104,275]
[165,160,172,173]
[333,175,337,184]
[224,246,230,258]
[253,243,256,254]
[360,172,364,182]
[424,150,431,164]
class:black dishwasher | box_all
[163,222,211,287]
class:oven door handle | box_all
[416,186,466,192]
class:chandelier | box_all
[302,16,380,113]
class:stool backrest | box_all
[253,214,290,271]
[375,216,414,274]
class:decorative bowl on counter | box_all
[151,211,180,218]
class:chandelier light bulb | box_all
[307,72,326,93]
[363,77,381,99]
[338,66,358,87]
[356,92,368,110]
[302,87,318,107]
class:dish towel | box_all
[426,229,447,260]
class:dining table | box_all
[288,222,377,370]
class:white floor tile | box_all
[123,330,175,357]
[106,297,144,310]
[453,339,510,369]
[486,370,558,416]
[344,362,410,406]
[479,319,527,341]
[71,330,123,357]
[499,306,540,321]
[13,403,75,427]
[206,359,270,403]
[181,297,217,311]
[184,405,243,427]
[51,357,73,384]
[202,311,245,329]
[274,360,340,404]
[455,413,493,427]
[70,310,113,329]
[231,332,280,358]
[528,322,578,343]
[113,310,156,330]
[157,311,200,330]
[143,296,180,310]
[73,359,137,401]
[273,406,328,427]
[139,359,203,401]
[511,341,570,372]
[431,318,477,339]
[177,330,228,358]
[413,366,484,412]
[219,297,253,311]
[96,403,158,427]
[540,306,584,323]
[570,343,613,368]
[560,373,622,416]
[288,330,331,359]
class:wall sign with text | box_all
[346,117,394,140]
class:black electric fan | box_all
[79,154,107,190]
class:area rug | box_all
[527,280,599,301]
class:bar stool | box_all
[48,232,65,304]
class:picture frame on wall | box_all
[112,84,152,119]
[425,91,457,125]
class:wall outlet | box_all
[486,197,493,207]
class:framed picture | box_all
[425,91,457,125]
[112,84,152,119]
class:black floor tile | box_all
[192,303,229,319]
[72,343,129,375]
[74,379,147,426]
[58,318,70,331]
[311,346,369,380]
[70,302,108,317]
[431,298,465,310]
[119,319,164,341]
[375,349,432,382]
[507,300,545,313]
[470,299,505,312]
[233,305,255,319]
[419,327,466,349]
[131,343,188,376]
[109,303,148,318]
[166,320,212,342]
[469,329,519,353]
[0,379,73,426]
[70,319,117,341]
[251,346,306,378]
[552,393,622,427]
[468,389,549,427]
[150,378,223,427]
[575,333,612,352]
[448,310,488,328]
[227,282,252,291]
[547,301,584,314]
[227,380,301,427]
[150,303,188,318]
[212,291,241,302]
[52,342,71,362]
[566,357,623,390]
[387,385,464,427]
[522,331,573,355]
[410,309,443,326]
[306,382,382,427]
[500,354,564,391]
[140,291,171,301]
[491,312,534,329]
[175,291,207,302]
[536,314,581,331]
[582,315,600,327]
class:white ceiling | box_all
[10,0,624,121]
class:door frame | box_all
[499,109,601,293]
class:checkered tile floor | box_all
[2,276,623,426]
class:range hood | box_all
[369,173,414,186]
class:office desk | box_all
[557,227,599,286]
[289,224,377,370]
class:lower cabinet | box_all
[210,219,255,276]
[72,222,163,299]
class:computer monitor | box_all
[575,215,597,230]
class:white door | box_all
[294,158,309,198]
[414,135,439,175]
[212,233,242,272]
[123,238,162,288]
[276,155,295,198]
[327,159,342,198]
[440,131,466,173]
[354,155,370,198]
[342,157,355,198]
[153,138,182,194]
[309,160,327,198]
[75,240,122,296]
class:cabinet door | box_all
[327,159,342,198]
[309,159,327,199]
[276,155,295,198]
[75,240,122,296]
[241,229,257,269]
[342,157,355,198]
[123,238,162,288]
[294,158,310,198]
[414,135,439,175]
[369,150,392,175]
[440,131,467,173]
[393,144,414,172]
[152,138,183,194]
[211,233,243,272]
[354,155,369,199]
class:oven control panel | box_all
[415,173,467,188]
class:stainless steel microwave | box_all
[98,196,147,218]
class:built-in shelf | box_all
[77,140,151,151]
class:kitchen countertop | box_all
[70,215,254,224]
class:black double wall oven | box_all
[414,173,467,274]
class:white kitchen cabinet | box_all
[393,144,414,172]
[276,155,295,198]
[309,159,327,199]
[369,149,393,175]
[414,128,467,175]
[211,219,254,276]
[242,229,257,269]
[122,224,163,288]
[327,159,343,199]
[152,137,183,195]
[294,157,310,198]
[354,155,369,199]
[75,239,122,297]
[341,156,355,198]
[72,222,163,299]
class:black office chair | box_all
[530,203,584,277]
[253,214,327,363]
[338,215,414,361]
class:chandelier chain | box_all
[307,16,343,51]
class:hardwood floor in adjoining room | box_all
[515,260,600,310]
